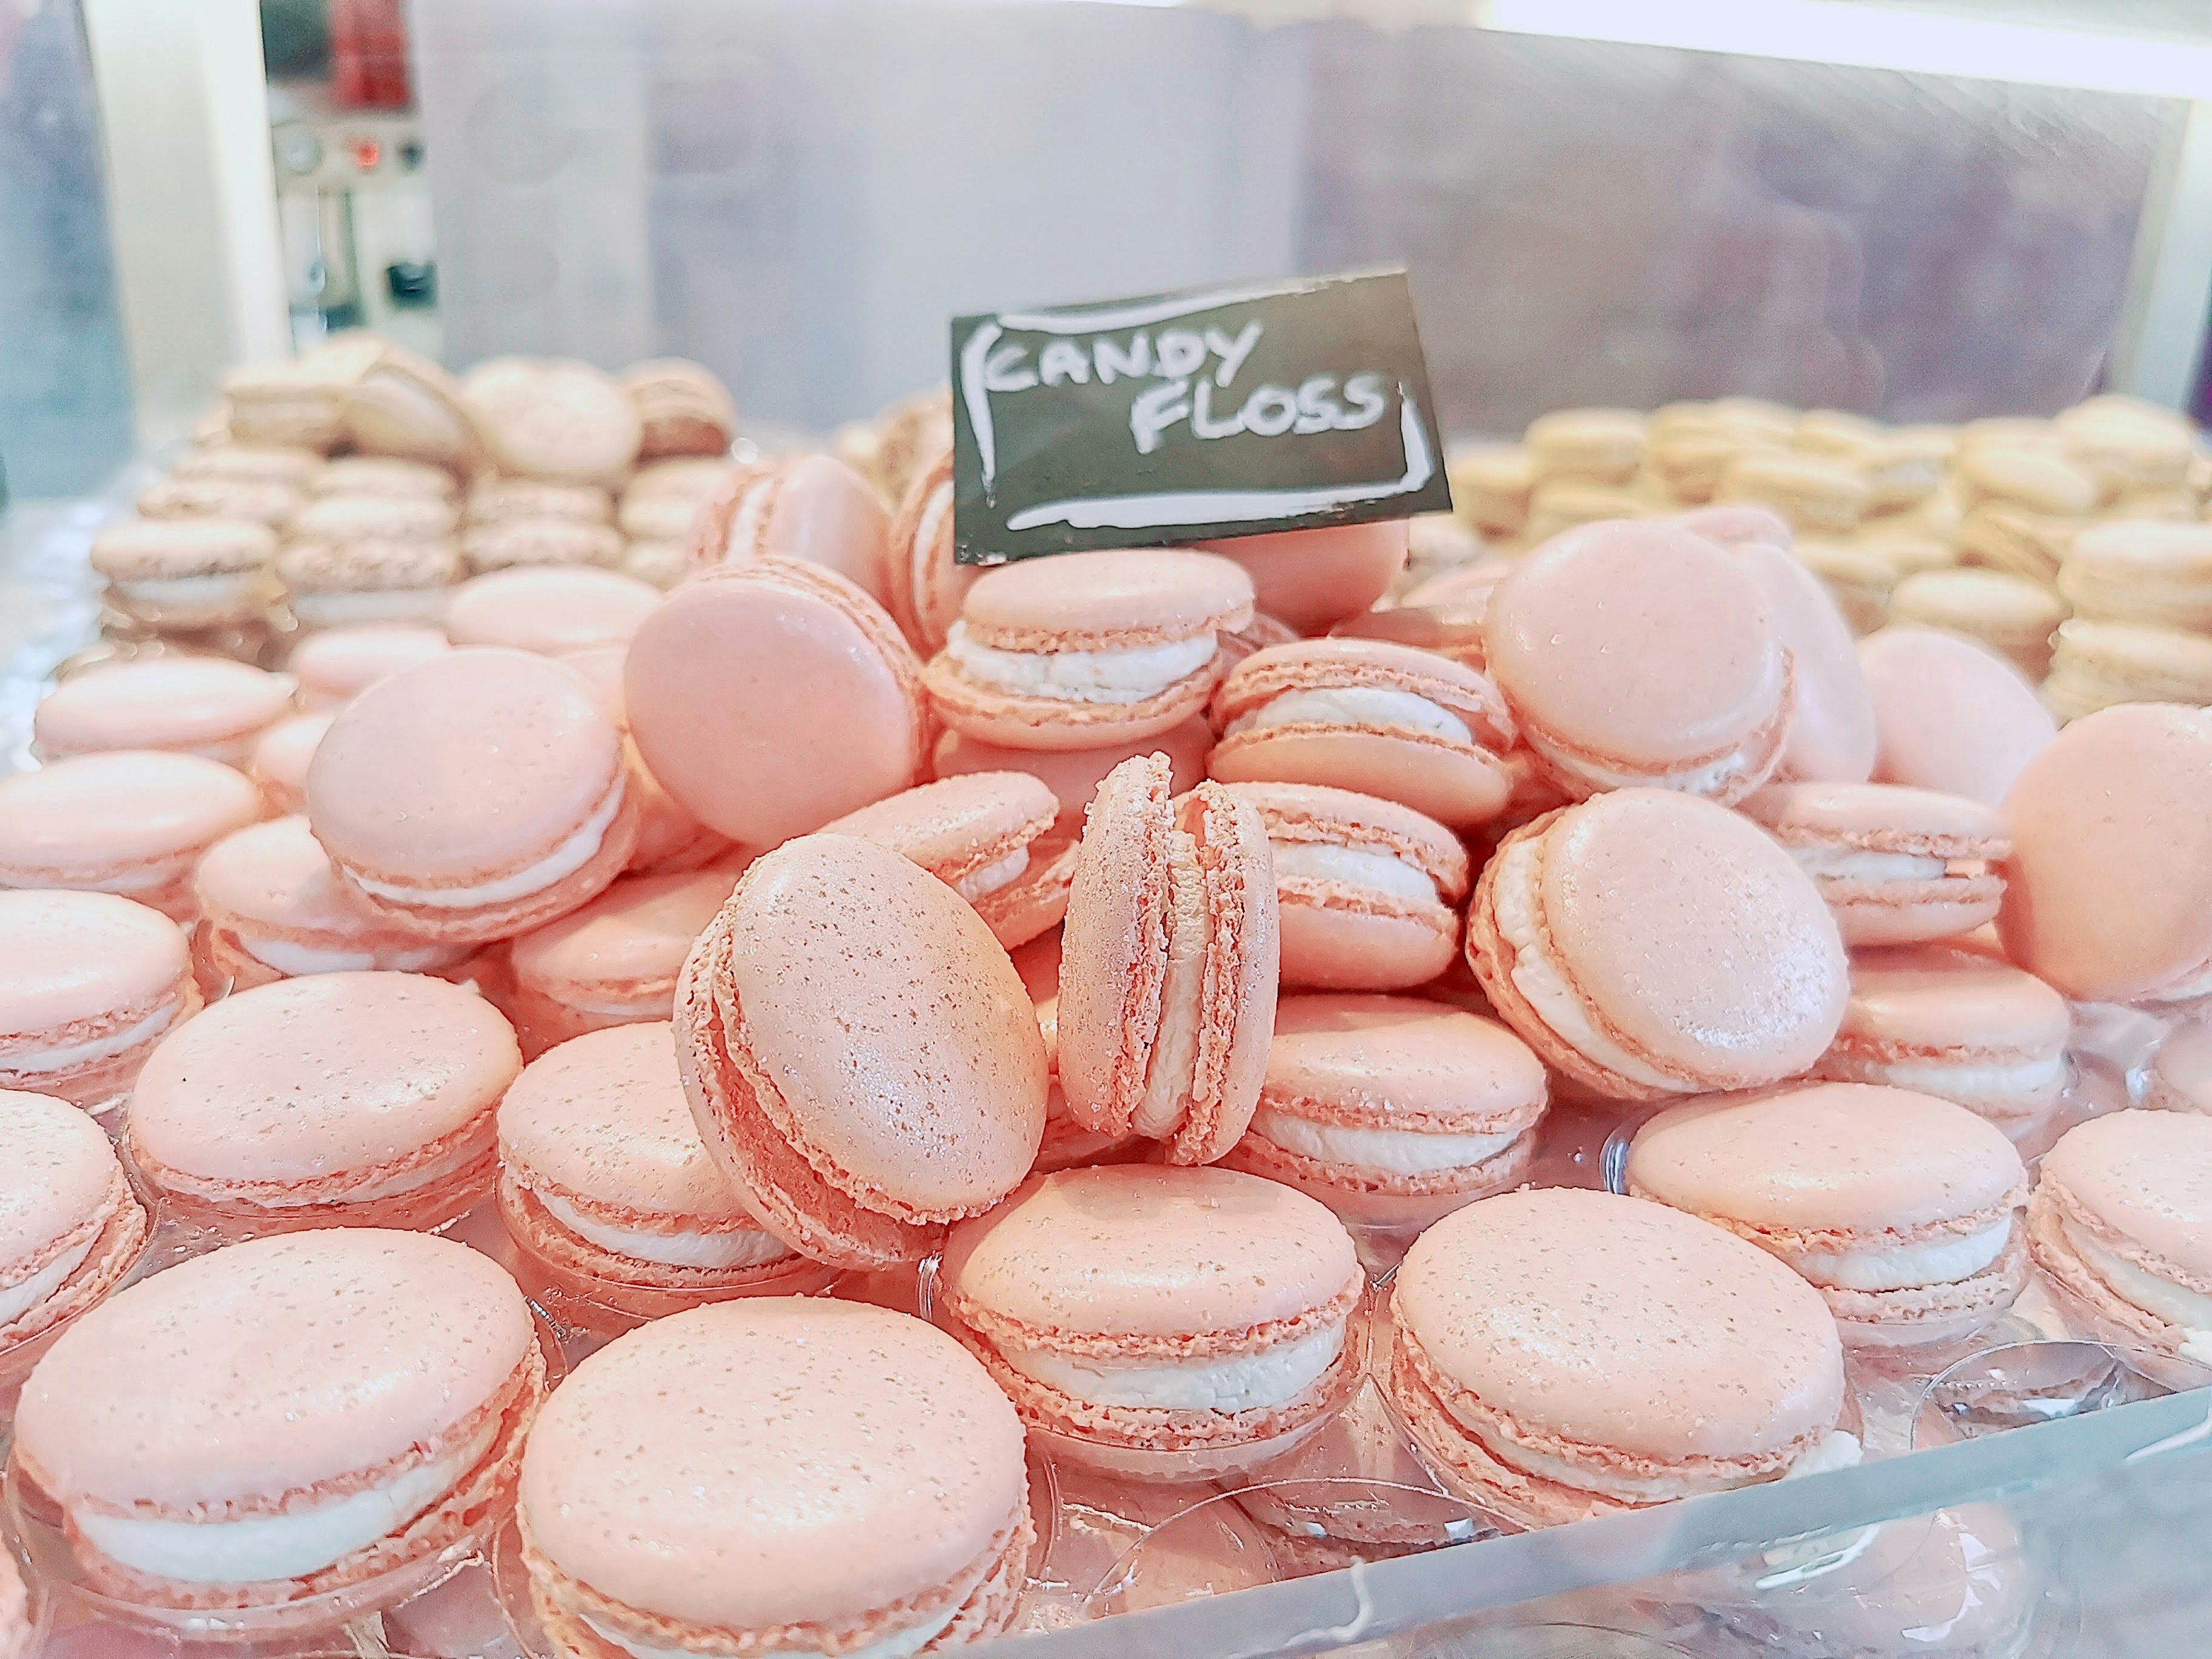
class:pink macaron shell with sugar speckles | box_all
[819,771,1069,949]
[308,647,635,941]
[932,716,1214,835]
[1389,1188,1844,1506]
[554,646,734,875]
[1194,520,1408,633]
[883,449,971,652]
[0,1088,135,1281]
[34,657,297,766]
[126,970,519,1215]
[1859,626,2055,806]
[1741,779,2008,947]
[2037,1109,2212,1286]
[518,1300,1028,1646]
[248,711,334,815]
[289,624,450,710]
[1482,518,1791,800]
[504,868,733,1054]
[1729,539,1876,783]
[17,1227,535,1515]
[0,891,196,1111]
[442,566,662,655]
[1999,703,2212,1003]
[0,751,262,923]
[627,559,927,849]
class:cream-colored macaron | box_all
[1956,445,2104,517]
[1889,569,2065,679]
[2042,619,2212,721]
[1794,539,1895,635]
[1956,503,2078,588]
[2059,521,2212,631]
[1524,409,1645,485]
[1449,446,1534,537]
[1718,451,1870,536]
[1521,479,1646,544]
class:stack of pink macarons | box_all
[10,477,2212,1652]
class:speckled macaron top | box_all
[2040,1110,2212,1283]
[0,752,262,883]
[0,890,191,1054]
[16,1228,533,1510]
[819,772,1056,887]
[958,549,1254,650]
[1264,995,1545,1129]
[0,1089,131,1281]
[508,869,732,1007]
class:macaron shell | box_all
[0,751,262,888]
[249,712,334,813]
[1483,520,1789,768]
[884,450,971,652]
[290,626,452,709]
[442,567,662,655]
[1164,782,1279,1164]
[957,549,1255,649]
[35,657,297,762]
[508,868,734,1009]
[1262,994,1546,1130]
[1392,1188,1844,1461]
[1998,703,2212,1001]
[1730,541,1877,783]
[690,834,1046,1235]
[925,641,1234,753]
[1628,1082,2024,1236]
[931,717,1214,834]
[1194,521,1408,633]
[1210,725,1514,830]
[1858,626,2055,806]
[626,559,927,847]
[764,455,893,607]
[17,1227,534,1510]
[0,889,192,1047]
[0,1089,131,1271]
[1277,900,1457,991]
[2038,1108,2212,1282]
[944,1164,1360,1339]
[819,772,1055,885]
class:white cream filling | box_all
[111,573,255,605]
[241,936,469,976]
[350,777,622,910]
[0,1236,96,1325]
[3,1001,176,1074]
[1527,728,1754,797]
[1134,831,1208,1141]
[953,846,1029,903]
[1785,1217,2012,1293]
[1249,1107,1519,1176]
[721,481,772,560]
[539,1193,791,1268]
[74,1418,496,1584]
[1791,847,1949,882]
[2066,1218,2212,1332]
[1491,838,1681,1091]
[1228,687,1470,744]
[1270,841,1439,906]
[585,1602,956,1659]
[1863,1054,2065,1099]
[944,622,1215,704]
[999,1320,1344,1412]
[1468,1419,1858,1505]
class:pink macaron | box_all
[1998,702,2212,1002]
[1626,1081,2028,1348]
[16,1228,547,1612]
[686,453,893,607]
[442,566,662,655]
[247,710,333,815]
[0,751,262,923]
[1010,929,1147,1176]
[192,816,472,991]
[1465,789,1848,1101]
[1214,781,1469,991]
[1741,781,2009,946]
[626,558,929,847]
[0,891,198,1112]
[1222,994,1547,1231]
[309,647,638,942]
[1724,534,1877,783]
[555,645,734,876]
[496,1022,831,1321]
[924,549,1255,752]
[820,771,1074,950]
[1385,1188,1851,1528]
[882,449,973,652]
[1482,519,1795,804]
[930,713,1214,837]
[0,1090,150,1349]
[1208,637,1516,830]
[518,1300,1030,1658]
[1815,942,2070,1133]
[2028,1109,2212,1366]
[126,970,519,1229]
[1858,625,2055,805]
[288,624,450,710]
[676,834,1047,1270]
[1194,520,1409,633]
[1057,756,1278,1165]
[503,868,734,1056]
[941,1163,1364,1482]
[33,656,296,766]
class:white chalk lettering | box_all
[1339,372,1389,430]
[1039,340,1092,387]
[1294,375,1342,434]
[1154,329,1207,378]
[1131,378,1192,455]
[1094,332,1151,384]
[984,343,1038,394]
[1241,383,1299,438]
[1192,380,1247,441]
[1205,321,1264,388]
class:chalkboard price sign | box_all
[949,269,1452,565]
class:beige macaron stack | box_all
[1888,568,2065,679]
[277,485,463,631]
